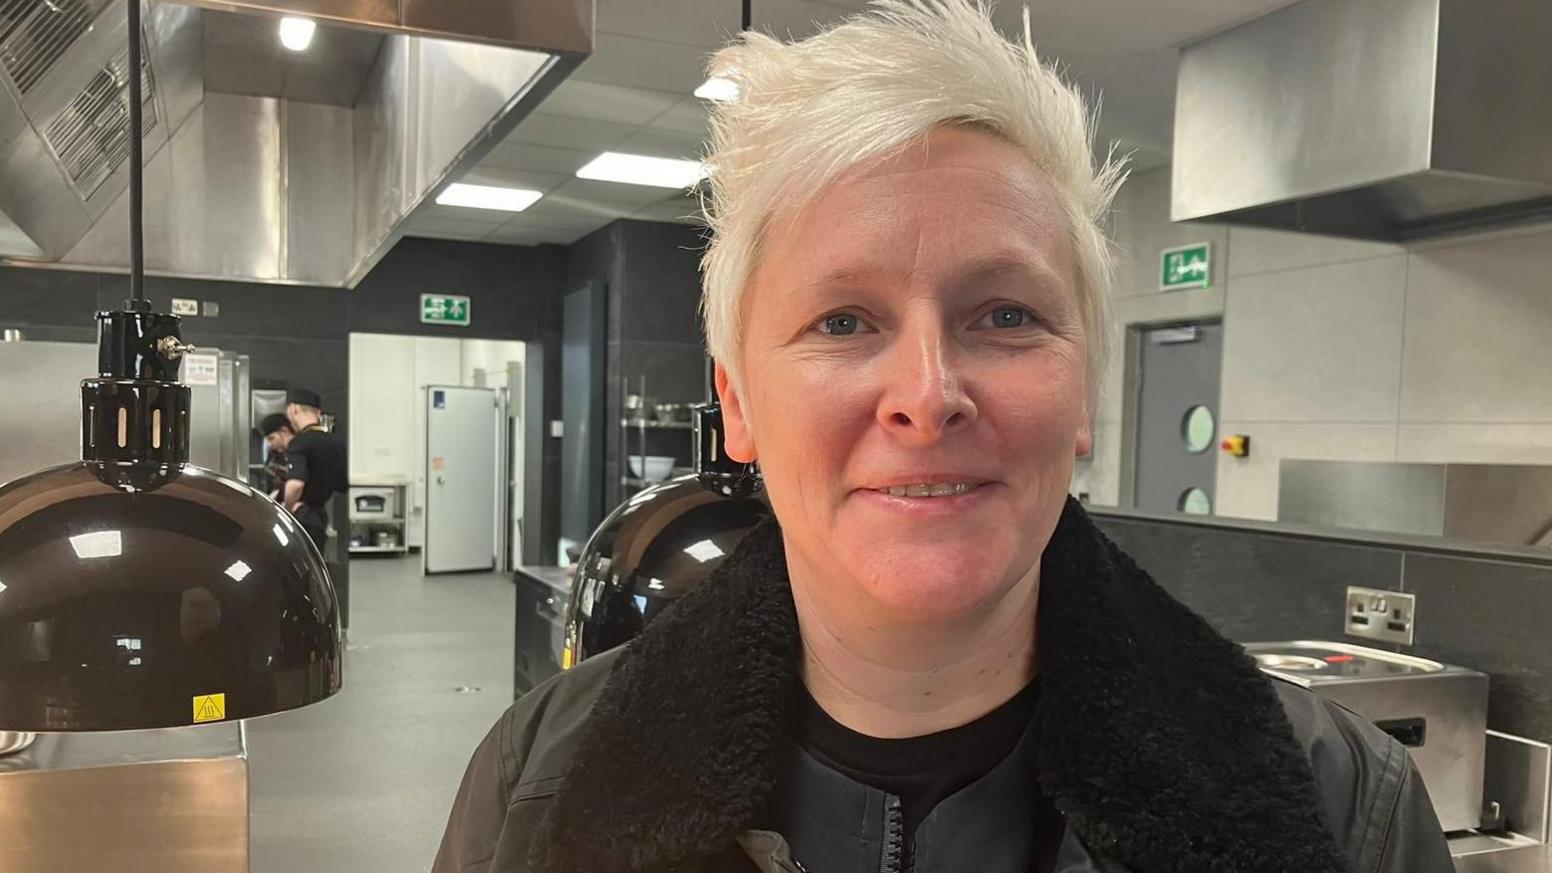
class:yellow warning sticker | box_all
[193,693,227,723]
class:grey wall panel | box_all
[1097,516,1402,645]
[1402,553,1552,743]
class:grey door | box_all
[424,386,502,574]
[1134,322,1223,516]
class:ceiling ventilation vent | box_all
[42,44,157,199]
[0,0,114,96]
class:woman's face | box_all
[718,125,1092,624]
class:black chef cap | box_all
[286,388,322,409]
[259,413,291,436]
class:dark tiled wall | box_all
[565,219,708,512]
[1094,512,1552,743]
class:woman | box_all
[435,2,1453,871]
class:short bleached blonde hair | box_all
[699,0,1126,405]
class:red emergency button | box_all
[1221,434,1251,457]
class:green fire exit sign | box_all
[421,293,471,326]
[1160,242,1212,291]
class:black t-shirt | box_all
[792,679,1048,836]
[285,426,347,509]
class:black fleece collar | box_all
[532,498,1347,873]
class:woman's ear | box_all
[1075,400,1094,458]
[714,362,757,463]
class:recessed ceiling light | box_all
[576,152,706,189]
[436,183,544,212]
[694,76,739,102]
[278,16,316,52]
[69,530,122,560]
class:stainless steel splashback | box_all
[1278,460,1552,548]
[0,340,255,486]
[1173,0,1552,240]
[0,340,96,485]
[0,0,589,286]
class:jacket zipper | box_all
[881,794,909,873]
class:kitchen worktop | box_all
[514,564,571,594]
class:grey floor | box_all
[247,555,515,873]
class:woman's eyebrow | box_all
[801,266,879,295]
[951,253,1054,287]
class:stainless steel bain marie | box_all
[1246,640,1489,832]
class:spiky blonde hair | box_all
[699,0,1126,406]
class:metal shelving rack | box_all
[619,375,695,498]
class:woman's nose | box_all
[876,327,976,442]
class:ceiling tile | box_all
[478,143,595,175]
[749,0,855,40]
[514,195,638,223]
[416,205,516,226]
[538,79,684,126]
[632,202,706,225]
[457,166,571,194]
[403,219,494,241]
[597,0,738,50]
[571,32,711,94]
[504,113,640,152]
[647,96,711,136]
[548,177,684,210]
[406,230,487,242]
[614,128,707,161]
[495,207,607,234]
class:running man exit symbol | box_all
[1160,243,1212,291]
[421,293,472,326]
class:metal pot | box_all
[0,731,37,756]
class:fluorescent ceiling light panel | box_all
[278,17,316,52]
[576,152,706,189]
[70,530,122,560]
[686,539,725,563]
[436,183,543,212]
[694,76,739,102]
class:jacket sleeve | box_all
[434,710,518,873]
[1372,750,1455,873]
[432,650,623,873]
[1272,681,1454,873]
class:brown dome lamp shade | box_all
[0,0,341,733]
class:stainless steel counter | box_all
[514,566,574,697]
[0,724,248,872]
[515,564,571,594]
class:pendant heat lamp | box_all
[0,0,342,733]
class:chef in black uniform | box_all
[258,413,294,498]
[281,389,347,552]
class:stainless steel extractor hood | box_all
[0,0,590,286]
[1172,0,1552,241]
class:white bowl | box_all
[629,455,675,483]
[0,731,36,756]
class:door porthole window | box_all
[1178,487,1212,515]
[1181,405,1216,454]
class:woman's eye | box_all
[819,313,863,336]
[985,306,1035,329]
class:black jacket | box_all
[435,499,1453,873]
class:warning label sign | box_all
[193,693,227,723]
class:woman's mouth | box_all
[872,481,985,498]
